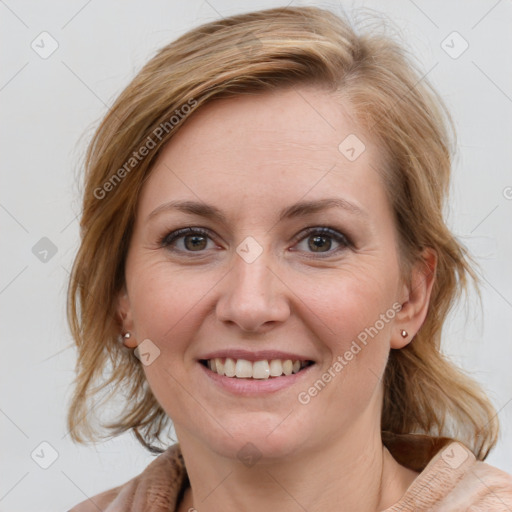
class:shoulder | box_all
[430,459,512,511]
[68,444,188,512]
[385,438,512,511]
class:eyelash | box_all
[293,226,352,255]
[160,227,214,253]
[159,226,352,257]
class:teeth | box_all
[214,358,224,375]
[269,359,283,377]
[253,360,270,379]
[205,357,310,379]
[282,360,293,375]
[224,357,236,377]
[235,359,253,378]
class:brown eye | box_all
[183,234,207,251]
[161,227,215,253]
[294,227,351,256]
[308,234,332,252]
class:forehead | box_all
[138,86,388,219]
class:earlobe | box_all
[391,248,437,349]
[117,289,137,348]
[120,331,136,348]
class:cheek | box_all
[127,259,218,342]
[295,262,398,345]
[289,262,399,407]
[126,263,219,420]
[296,273,396,412]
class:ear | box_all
[117,287,137,348]
[391,247,437,349]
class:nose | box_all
[215,246,291,333]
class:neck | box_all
[176,420,416,512]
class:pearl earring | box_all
[119,332,131,343]
[400,329,408,338]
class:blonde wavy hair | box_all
[67,6,499,458]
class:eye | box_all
[292,226,351,255]
[160,227,217,253]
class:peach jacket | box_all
[70,433,512,511]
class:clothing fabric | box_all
[69,433,512,511]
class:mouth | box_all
[199,357,314,379]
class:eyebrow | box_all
[148,197,367,223]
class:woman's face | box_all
[119,86,423,460]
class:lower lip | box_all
[198,361,316,395]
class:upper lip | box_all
[198,349,315,363]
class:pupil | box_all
[185,235,206,251]
[309,235,331,252]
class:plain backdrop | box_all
[1,0,511,510]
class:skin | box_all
[118,85,436,511]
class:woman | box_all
[67,6,512,511]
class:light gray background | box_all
[1,0,511,510]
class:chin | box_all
[195,414,312,463]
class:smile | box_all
[200,358,314,379]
